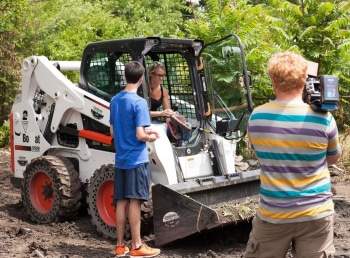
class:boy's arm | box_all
[109,125,114,137]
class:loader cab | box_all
[81,53,130,102]
[77,37,204,150]
[77,36,253,151]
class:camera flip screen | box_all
[321,75,339,103]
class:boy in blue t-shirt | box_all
[110,61,160,257]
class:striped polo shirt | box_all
[247,100,341,223]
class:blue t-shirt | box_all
[109,91,151,169]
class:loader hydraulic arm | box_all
[21,56,111,136]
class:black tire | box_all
[87,164,118,240]
[87,164,134,240]
[21,156,82,223]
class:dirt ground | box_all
[1,146,350,258]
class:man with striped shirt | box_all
[245,52,342,257]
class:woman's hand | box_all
[161,109,174,117]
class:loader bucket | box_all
[152,169,260,246]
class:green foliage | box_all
[107,0,185,37]
[31,0,124,60]
[184,0,281,105]
[0,0,349,138]
[0,0,188,123]
[0,121,10,147]
[184,0,349,130]
[0,0,31,124]
[262,0,350,129]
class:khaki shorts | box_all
[245,215,335,258]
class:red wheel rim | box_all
[97,180,116,227]
[30,172,54,212]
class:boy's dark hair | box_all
[125,61,145,84]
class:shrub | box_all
[0,121,10,147]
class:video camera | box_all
[303,61,339,112]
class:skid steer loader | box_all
[10,34,260,246]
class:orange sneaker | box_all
[115,243,129,256]
[129,243,160,257]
